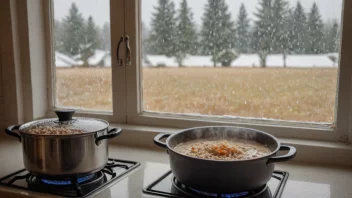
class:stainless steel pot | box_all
[154,126,296,193]
[5,110,122,177]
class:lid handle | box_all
[55,110,75,122]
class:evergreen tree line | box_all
[55,1,340,68]
[55,3,111,65]
[145,0,340,67]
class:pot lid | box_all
[20,110,109,135]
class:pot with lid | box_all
[5,110,121,177]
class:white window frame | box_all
[124,0,352,143]
[6,0,351,143]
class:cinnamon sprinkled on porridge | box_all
[174,139,271,160]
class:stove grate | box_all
[143,170,289,198]
[0,158,140,198]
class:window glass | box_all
[53,0,112,111]
[141,0,342,123]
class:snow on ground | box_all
[266,54,285,67]
[285,55,335,68]
[103,55,111,67]
[143,55,220,67]
[325,52,339,67]
[231,54,335,68]
[56,51,338,68]
[143,55,178,67]
[55,52,83,67]
[231,54,260,67]
[55,59,71,67]
[326,52,339,58]
[141,58,149,67]
[183,56,218,67]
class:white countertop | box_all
[0,140,351,198]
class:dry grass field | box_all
[56,67,337,123]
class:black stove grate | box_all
[0,158,140,198]
[143,170,289,198]
[172,177,271,198]
[27,171,106,197]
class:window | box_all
[44,0,352,142]
[140,0,342,123]
[53,0,113,111]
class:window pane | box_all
[53,0,112,111]
[141,0,342,123]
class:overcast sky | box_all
[54,0,343,28]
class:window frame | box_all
[124,0,352,143]
[44,0,127,123]
[40,0,352,143]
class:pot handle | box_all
[5,125,21,142]
[153,133,171,148]
[95,128,122,146]
[267,145,296,165]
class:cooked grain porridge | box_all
[174,139,271,160]
[28,126,85,135]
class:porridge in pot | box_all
[27,126,85,135]
[173,139,271,160]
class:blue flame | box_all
[41,174,95,185]
[221,192,249,197]
[189,187,249,198]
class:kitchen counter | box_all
[0,140,351,198]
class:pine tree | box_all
[281,10,293,67]
[148,0,177,56]
[85,16,100,50]
[324,20,340,53]
[271,0,289,53]
[175,0,198,66]
[306,3,324,54]
[235,3,250,54]
[54,19,64,52]
[141,22,150,59]
[61,3,85,56]
[291,1,307,53]
[252,0,274,67]
[100,22,111,51]
[81,16,100,65]
[201,0,235,67]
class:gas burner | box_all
[143,170,289,198]
[27,172,106,197]
[0,158,140,198]
[40,174,96,185]
[172,176,270,198]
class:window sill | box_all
[109,123,352,167]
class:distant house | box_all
[143,55,178,67]
[55,52,83,67]
[87,50,111,67]
[56,50,111,67]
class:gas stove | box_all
[0,158,140,197]
[0,159,334,198]
[143,170,289,198]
